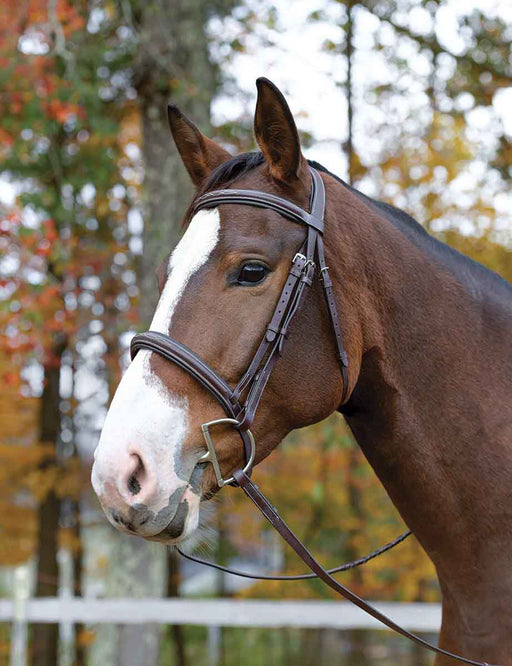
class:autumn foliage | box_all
[0,0,138,571]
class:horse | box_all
[92,78,512,664]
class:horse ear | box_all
[254,78,307,183]
[167,105,231,187]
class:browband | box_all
[193,167,325,233]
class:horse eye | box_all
[237,262,268,286]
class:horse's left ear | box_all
[254,78,308,183]
[167,105,231,187]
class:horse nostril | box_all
[128,474,141,495]
[127,454,144,496]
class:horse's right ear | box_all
[167,106,231,187]
[253,78,308,183]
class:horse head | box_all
[92,79,356,543]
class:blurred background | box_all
[1,0,511,664]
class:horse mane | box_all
[200,151,512,299]
[200,151,267,194]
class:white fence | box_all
[1,596,442,630]
[3,596,442,666]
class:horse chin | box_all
[145,487,201,545]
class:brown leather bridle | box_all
[130,168,493,666]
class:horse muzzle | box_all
[91,449,203,541]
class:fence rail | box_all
[1,597,442,631]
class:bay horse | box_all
[92,78,512,664]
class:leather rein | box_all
[130,168,492,666]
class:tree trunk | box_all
[166,550,187,666]
[31,493,60,666]
[129,1,237,664]
[72,498,85,666]
[214,505,228,666]
[344,0,355,186]
[132,0,224,323]
[346,447,367,664]
[30,340,65,666]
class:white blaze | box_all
[150,208,221,334]
[92,209,221,528]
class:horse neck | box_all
[327,183,512,602]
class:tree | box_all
[0,2,136,663]
[0,348,39,567]
[358,0,512,241]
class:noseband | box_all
[130,168,492,666]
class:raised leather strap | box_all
[309,166,326,223]
[233,470,493,666]
[316,235,350,404]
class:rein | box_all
[131,168,493,666]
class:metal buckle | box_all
[292,252,306,264]
[198,417,255,488]
[292,253,315,274]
